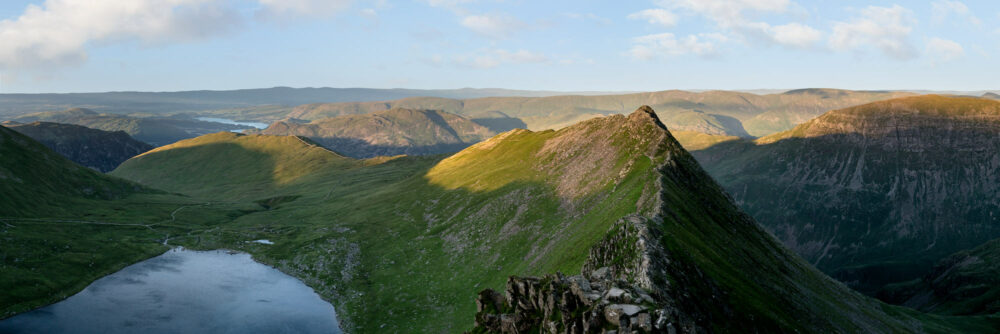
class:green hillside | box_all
[0,126,140,216]
[110,106,997,332]
[692,95,1000,295]
[287,89,912,137]
[250,108,496,158]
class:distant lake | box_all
[196,117,269,129]
[0,248,341,334]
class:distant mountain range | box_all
[2,121,152,172]
[0,87,625,119]
[13,108,247,146]
[692,95,1000,295]
[284,89,913,137]
[251,108,496,158]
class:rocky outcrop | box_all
[471,215,708,334]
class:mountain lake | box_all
[0,248,341,334]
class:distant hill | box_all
[13,108,247,146]
[983,92,1000,100]
[880,237,1000,316]
[0,87,622,119]
[251,108,496,158]
[4,122,152,172]
[287,89,912,137]
[692,95,1000,295]
[112,132,357,199]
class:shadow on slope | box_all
[691,130,1000,297]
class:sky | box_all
[0,0,997,93]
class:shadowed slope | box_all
[693,95,1000,295]
[4,122,152,172]
[0,126,141,217]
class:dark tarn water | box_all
[0,248,341,334]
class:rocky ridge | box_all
[473,215,705,333]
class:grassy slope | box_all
[110,107,999,332]
[692,95,1000,295]
[0,126,260,318]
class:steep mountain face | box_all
[251,108,496,158]
[879,237,1000,316]
[693,95,1000,295]
[288,89,911,137]
[13,108,247,146]
[109,106,994,333]
[4,122,152,172]
[0,126,142,217]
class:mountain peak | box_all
[628,105,667,130]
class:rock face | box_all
[5,122,153,172]
[472,216,706,333]
[693,95,1000,295]
[253,108,496,158]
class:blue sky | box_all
[0,0,997,93]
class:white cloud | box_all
[460,14,523,39]
[627,9,678,27]
[662,0,791,28]
[931,1,980,26]
[926,37,964,63]
[655,0,818,49]
[768,23,821,48]
[452,49,548,69]
[0,0,242,69]
[829,5,917,60]
[628,33,726,60]
[256,0,354,20]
